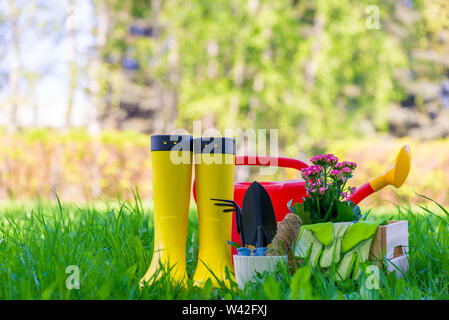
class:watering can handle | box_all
[235,156,309,172]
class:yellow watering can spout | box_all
[388,144,412,188]
[370,144,412,192]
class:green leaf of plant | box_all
[290,265,313,300]
[125,264,137,281]
[224,293,233,300]
[227,241,241,250]
[352,205,362,221]
[322,202,335,222]
[263,276,281,300]
[291,202,312,225]
[334,202,356,222]
[203,279,213,299]
[361,209,372,221]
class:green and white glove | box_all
[319,222,353,268]
[295,222,353,269]
[336,221,380,280]
[294,222,333,267]
[295,220,381,281]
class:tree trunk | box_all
[8,0,20,134]
[150,0,167,133]
[65,0,77,128]
[89,0,109,132]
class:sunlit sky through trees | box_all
[0,0,97,129]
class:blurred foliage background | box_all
[0,0,449,206]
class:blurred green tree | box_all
[156,0,407,154]
[93,0,449,154]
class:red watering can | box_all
[192,145,412,250]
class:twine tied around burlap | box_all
[267,213,302,260]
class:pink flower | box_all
[301,170,307,180]
[301,165,324,180]
[341,167,353,178]
[310,154,339,167]
[335,161,357,170]
[342,167,351,174]
[325,154,339,166]
[310,165,324,174]
[301,168,309,180]
[307,186,327,195]
[329,169,342,180]
[308,180,321,189]
[310,155,324,165]
[342,161,357,170]
[341,192,349,199]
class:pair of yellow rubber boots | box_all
[140,135,236,287]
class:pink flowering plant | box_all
[288,154,361,224]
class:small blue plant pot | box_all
[253,247,269,256]
[237,247,251,256]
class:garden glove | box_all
[294,222,333,267]
[319,222,353,268]
[336,221,380,281]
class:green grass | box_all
[0,195,448,300]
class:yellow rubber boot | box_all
[193,137,236,287]
[140,134,193,286]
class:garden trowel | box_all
[212,181,277,248]
[241,181,277,248]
